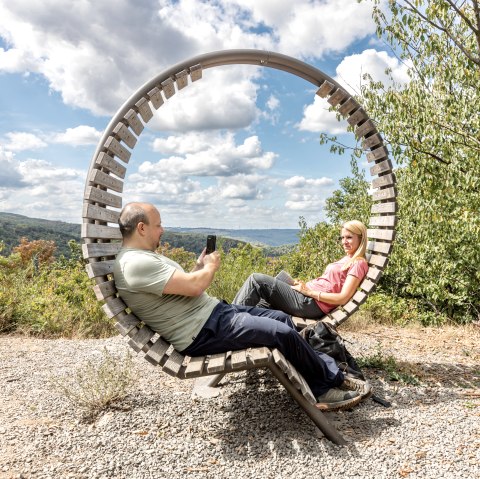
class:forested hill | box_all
[0,212,299,257]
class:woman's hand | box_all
[291,280,307,294]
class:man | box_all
[113,202,370,410]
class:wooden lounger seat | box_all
[82,50,397,445]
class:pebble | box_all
[0,332,479,479]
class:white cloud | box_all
[51,125,102,146]
[3,132,47,151]
[297,95,349,133]
[0,148,24,187]
[284,175,334,188]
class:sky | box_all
[0,0,409,229]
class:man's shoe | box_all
[315,388,362,411]
[341,375,373,400]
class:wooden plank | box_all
[206,353,227,374]
[113,122,137,149]
[89,169,124,193]
[362,133,383,150]
[93,280,117,300]
[82,242,121,259]
[95,152,127,179]
[102,296,127,318]
[370,159,393,176]
[231,350,247,369]
[369,215,396,227]
[316,80,335,98]
[175,69,189,90]
[83,203,120,224]
[148,86,164,109]
[370,202,396,214]
[161,77,176,98]
[372,173,395,189]
[272,349,289,372]
[367,228,395,241]
[360,278,376,293]
[368,254,388,268]
[162,350,185,376]
[355,119,376,139]
[367,240,392,255]
[292,316,308,329]
[85,260,114,278]
[104,136,131,163]
[327,88,349,106]
[338,97,359,116]
[184,356,206,378]
[372,187,396,202]
[352,290,367,304]
[135,97,153,123]
[82,223,122,240]
[115,313,140,336]
[84,186,122,208]
[342,300,359,314]
[124,109,144,136]
[366,146,389,162]
[367,267,383,282]
[144,338,171,366]
[247,347,270,366]
[347,108,367,126]
[128,326,156,353]
[329,309,348,323]
[189,64,202,82]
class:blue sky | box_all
[0,0,408,228]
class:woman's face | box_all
[340,227,361,257]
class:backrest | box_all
[81,50,397,342]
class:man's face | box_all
[144,207,164,251]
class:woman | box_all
[233,220,369,319]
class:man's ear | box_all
[136,221,146,236]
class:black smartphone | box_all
[206,235,216,254]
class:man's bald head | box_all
[119,202,156,239]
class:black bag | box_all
[300,321,365,380]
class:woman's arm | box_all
[291,274,363,306]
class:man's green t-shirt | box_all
[114,248,219,351]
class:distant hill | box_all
[0,212,299,257]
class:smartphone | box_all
[206,235,216,254]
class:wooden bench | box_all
[82,50,397,445]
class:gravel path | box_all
[1,325,479,479]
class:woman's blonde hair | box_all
[342,220,367,269]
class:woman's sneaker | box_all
[315,388,362,411]
[341,376,373,401]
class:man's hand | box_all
[203,250,220,271]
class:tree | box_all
[357,0,480,322]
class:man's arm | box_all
[162,251,220,297]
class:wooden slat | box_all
[370,159,393,176]
[128,326,155,353]
[342,300,359,314]
[329,309,348,323]
[115,313,140,336]
[161,78,175,98]
[148,86,164,109]
[113,122,137,149]
[231,350,248,369]
[338,97,359,116]
[82,243,121,259]
[327,88,349,106]
[124,109,144,136]
[206,353,227,374]
[367,228,395,241]
[372,187,396,202]
[366,145,389,162]
[83,203,120,224]
[189,64,202,82]
[360,278,376,293]
[316,80,335,98]
[368,254,388,268]
[355,119,376,138]
[347,108,367,126]
[163,350,185,376]
[175,69,189,90]
[85,260,114,278]
[82,223,122,240]
[95,152,127,179]
[372,173,395,189]
[292,316,308,329]
[89,169,123,193]
[369,215,396,227]
[93,280,117,300]
[367,267,383,282]
[362,133,383,150]
[184,356,206,377]
[371,202,396,214]
[367,240,392,255]
[135,97,153,123]
[104,136,131,163]
[84,186,122,208]
[247,347,270,366]
[102,296,128,318]
[144,338,171,366]
[352,290,367,304]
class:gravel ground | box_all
[1,325,479,479]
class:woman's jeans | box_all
[234,273,324,319]
[181,301,343,398]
